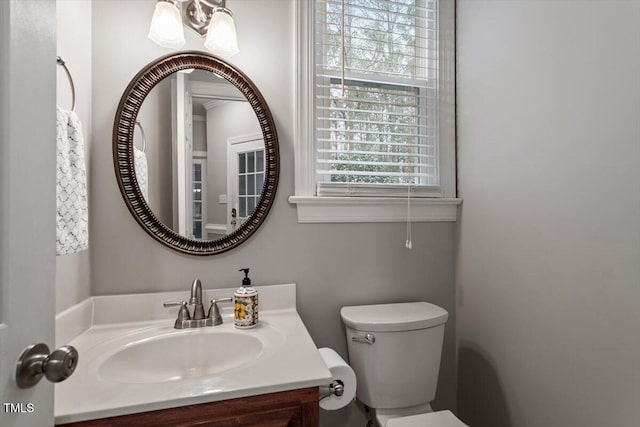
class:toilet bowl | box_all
[340,302,465,427]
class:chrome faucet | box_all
[163,279,232,329]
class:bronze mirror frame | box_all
[113,51,279,256]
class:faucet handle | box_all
[163,300,188,309]
[163,301,191,328]
[207,297,233,326]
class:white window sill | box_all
[288,196,462,223]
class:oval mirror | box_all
[113,52,279,255]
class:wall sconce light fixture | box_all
[148,0,239,57]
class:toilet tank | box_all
[341,302,448,410]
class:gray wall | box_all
[136,79,173,226]
[456,1,640,426]
[55,0,92,313]
[90,1,456,425]
[193,118,207,152]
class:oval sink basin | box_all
[98,331,263,384]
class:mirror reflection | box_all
[133,69,265,241]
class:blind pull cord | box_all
[340,0,346,97]
[346,169,354,194]
[406,178,413,250]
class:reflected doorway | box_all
[227,133,265,232]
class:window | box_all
[291,0,459,222]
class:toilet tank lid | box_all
[340,302,448,332]
[386,411,466,427]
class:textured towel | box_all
[56,107,88,255]
[134,146,149,201]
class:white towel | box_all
[134,146,149,201]
[56,107,88,255]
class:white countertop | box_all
[54,284,332,424]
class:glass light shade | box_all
[203,9,239,57]
[148,1,186,49]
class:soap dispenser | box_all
[234,268,258,329]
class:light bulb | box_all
[148,1,186,49]
[203,8,239,57]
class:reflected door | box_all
[171,71,193,236]
[227,133,265,232]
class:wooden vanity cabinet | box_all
[58,387,319,427]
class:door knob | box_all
[15,343,79,388]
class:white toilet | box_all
[341,302,466,427]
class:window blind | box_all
[314,0,440,197]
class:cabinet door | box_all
[188,406,301,427]
[235,405,301,426]
[58,387,319,427]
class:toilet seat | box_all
[385,410,466,427]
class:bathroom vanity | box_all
[51,52,327,426]
[59,387,318,426]
[54,284,331,426]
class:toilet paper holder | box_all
[319,380,345,401]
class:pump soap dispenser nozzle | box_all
[239,268,251,287]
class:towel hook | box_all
[56,56,76,112]
[135,120,147,153]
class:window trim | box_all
[290,0,460,223]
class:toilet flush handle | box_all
[352,333,376,345]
